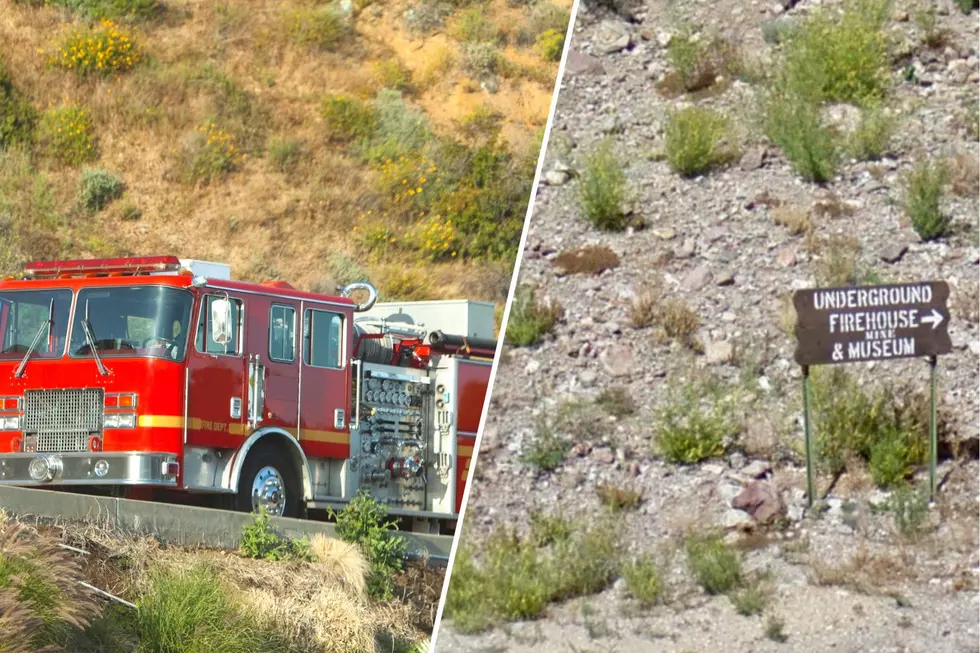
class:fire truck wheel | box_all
[235,444,303,519]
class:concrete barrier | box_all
[0,486,452,564]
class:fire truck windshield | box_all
[0,290,73,359]
[68,286,194,361]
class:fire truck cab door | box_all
[298,304,352,459]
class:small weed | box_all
[458,105,503,143]
[77,167,124,211]
[48,19,143,76]
[847,108,894,161]
[904,160,950,241]
[579,138,629,231]
[949,153,979,197]
[655,377,737,464]
[868,425,925,488]
[596,483,642,511]
[240,509,316,562]
[664,32,742,95]
[552,245,620,275]
[665,106,734,177]
[730,583,768,615]
[178,121,245,185]
[374,58,412,92]
[955,0,978,12]
[655,299,700,347]
[765,615,788,642]
[517,2,570,46]
[453,7,501,43]
[38,104,97,165]
[0,60,36,150]
[621,555,662,607]
[596,386,636,418]
[771,206,812,236]
[505,284,564,347]
[685,532,741,595]
[764,89,839,183]
[521,416,569,471]
[284,5,350,51]
[267,136,304,173]
[628,292,657,328]
[816,235,860,287]
[320,94,377,143]
[329,490,407,601]
[914,4,949,49]
[888,485,930,539]
[378,269,431,301]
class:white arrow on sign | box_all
[921,309,944,330]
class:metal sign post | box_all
[793,282,952,506]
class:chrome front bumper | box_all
[0,452,179,487]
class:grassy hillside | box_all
[0,0,571,313]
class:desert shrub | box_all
[956,0,979,12]
[77,167,124,211]
[267,136,303,173]
[621,555,662,607]
[190,65,266,150]
[596,386,636,418]
[810,368,927,481]
[535,28,565,61]
[521,415,569,470]
[459,105,504,143]
[654,298,700,346]
[378,269,431,300]
[596,483,642,511]
[655,377,738,464]
[764,88,839,182]
[685,532,741,595]
[329,490,407,601]
[284,5,350,51]
[374,58,412,91]
[135,565,273,653]
[356,90,432,163]
[445,516,620,632]
[239,509,315,562]
[38,104,97,165]
[178,121,245,184]
[552,245,620,275]
[0,61,36,150]
[459,43,502,78]
[453,7,501,43]
[665,106,732,177]
[0,149,62,257]
[46,0,165,21]
[847,107,894,160]
[730,581,768,615]
[815,234,861,287]
[48,19,143,76]
[888,485,930,538]
[410,214,459,261]
[765,616,789,642]
[404,1,451,33]
[518,2,570,45]
[904,160,949,241]
[664,32,742,94]
[0,523,102,652]
[325,252,367,286]
[505,284,563,347]
[320,94,377,143]
[579,138,628,231]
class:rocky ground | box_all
[434,0,979,650]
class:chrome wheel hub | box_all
[251,466,286,516]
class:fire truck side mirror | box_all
[210,298,234,345]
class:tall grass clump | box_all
[38,104,98,165]
[330,490,407,601]
[847,108,894,160]
[685,532,741,595]
[46,0,165,21]
[904,160,950,241]
[579,138,628,231]
[321,94,377,143]
[444,516,620,632]
[665,106,732,177]
[356,90,432,163]
[505,284,564,347]
[48,19,143,76]
[284,5,350,51]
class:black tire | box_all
[234,442,304,519]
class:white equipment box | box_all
[359,300,496,340]
[178,259,232,280]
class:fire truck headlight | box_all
[93,460,109,477]
[117,414,136,429]
[28,455,60,482]
[103,414,136,429]
[1,416,20,431]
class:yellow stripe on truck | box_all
[138,415,184,429]
[299,429,350,444]
[458,446,473,457]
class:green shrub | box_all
[48,19,143,76]
[444,517,620,632]
[239,509,315,562]
[665,106,732,177]
[285,5,350,51]
[320,94,377,143]
[77,167,124,211]
[621,555,662,607]
[453,7,501,43]
[685,533,741,595]
[904,160,949,241]
[327,251,367,286]
[664,32,741,94]
[888,485,930,538]
[267,136,303,173]
[38,104,98,165]
[505,284,563,347]
[330,490,407,601]
[520,416,569,470]
[459,43,502,79]
[46,0,165,21]
[596,386,636,418]
[847,107,894,161]
[868,425,926,488]
[535,28,565,61]
[730,583,767,615]
[136,566,272,653]
[655,377,737,464]
[374,58,412,91]
[956,0,978,13]
[579,138,628,231]
[356,89,432,163]
[190,65,266,150]
[764,87,839,183]
[518,2,570,46]
[0,61,37,150]
[178,122,245,185]
[404,1,451,34]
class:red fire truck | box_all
[0,256,495,532]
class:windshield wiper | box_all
[81,300,109,377]
[14,299,54,379]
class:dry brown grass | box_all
[951,280,979,325]
[552,245,620,276]
[654,299,701,348]
[310,533,369,597]
[596,483,643,511]
[771,206,812,236]
[949,153,980,197]
[808,545,916,595]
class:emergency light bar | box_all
[23,256,184,279]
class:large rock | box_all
[594,21,632,55]
[600,344,634,377]
[732,481,786,524]
[565,51,606,76]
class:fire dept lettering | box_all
[199,419,228,432]
[793,282,952,366]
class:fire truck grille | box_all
[24,389,104,452]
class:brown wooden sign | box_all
[794,282,952,366]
